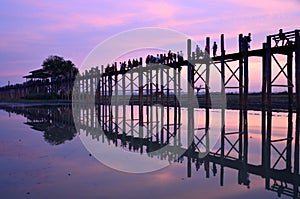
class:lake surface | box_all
[0,104,299,199]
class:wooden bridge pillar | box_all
[139,58,144,127]
[160,64,164,143]
[114,63,119,135]
[262,43,267,166]
[243,35,249,164]
[101,65,105,126]
[238,34,244,161]
[122,63,126,134]
[220,34,225,186]
[294,30,300,176]
[287,51,293,171]
[265,35,272,189]
[205,37,211,108]
[187,39,191,61]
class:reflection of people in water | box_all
[212,163,217,176]
[195,159,203,171]
[238,169,250,188]
[178,156,184,163]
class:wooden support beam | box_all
[265,35,272,189]
[238,34,244,161]
[261,43,267,166]
[294,30,300,176]
[243,34,249,164]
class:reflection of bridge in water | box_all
[2,104,300,198]
[71,103,299,199]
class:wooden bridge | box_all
[1,28,300,198]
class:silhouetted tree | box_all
[42,55,78,77]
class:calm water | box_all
[0,104,298,199]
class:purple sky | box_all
[1,0,300,90]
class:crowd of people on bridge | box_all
[104,50,185,74]
[105,38,256,75]
[145,50,184,65]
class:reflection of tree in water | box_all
[0,105,77,145]
[42,105,77,145]
[44,124,76,145]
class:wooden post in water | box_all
[187,38,193,178]
[91,70,94,102]
[122,63,126,133]
[114,63,119,135]
[205,37,211,109]
[139,57,144,128]
[156,65,159,103]
[173,67,178,145]
[205,36,211,165]
[166,67,170,143]
[265,35,272,189]
[160,63,164,143]
[294,29,300,183]
[85,70,89,101]
[261,43,267,166]
[239,34,244,161]
[220,34,225,186]
[101,65,105,127]
[130,63,134,120]
[287,50,293,171]
[243,34,249,164]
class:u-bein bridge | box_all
[72,29,300,112]
[70,29,300,198]
[0,29,299,197]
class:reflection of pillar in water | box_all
[115,67,119,136]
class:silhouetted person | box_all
[245,33,252,49]
[146,55,150,64]
[168,50,173,63]
[278,29,289,46]
[205,45,209,58]
[173,52,177,62]
[179,50,183,58]
[195,159,200,171]
[128,59,132,69]
[212,163,217,176]
[212,42,217,57]
[196,45,200,59]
